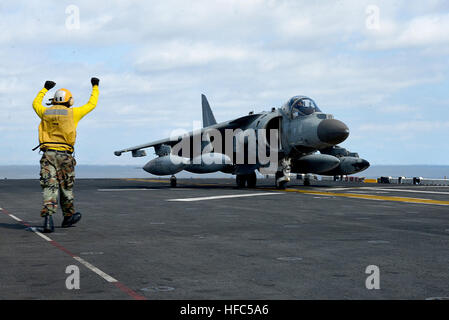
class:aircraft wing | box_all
[114,113,262,157]
[114,137,178,157]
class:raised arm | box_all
[73,77,100,123]
[32,81,56,118]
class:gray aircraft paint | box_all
[114,94,369,188]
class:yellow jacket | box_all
[33,85,99,152]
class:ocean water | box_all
[0,165,448,180]
[360,165,449,179]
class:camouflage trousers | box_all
[39,151,76,217]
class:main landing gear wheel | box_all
[170,175,177,187]
[247,172,257,188]
[236,172,257,188]
[236,174,247,188]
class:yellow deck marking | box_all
[123,179,449,206]
[276,188,449,206]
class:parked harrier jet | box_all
[114,95,369,188]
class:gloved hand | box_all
[44,81,56,90]
[91,77,100,86]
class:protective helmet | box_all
[52,88,74,106]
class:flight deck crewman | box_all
[32,77,100,233]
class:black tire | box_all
[170,176,177,187]
[276,180,287,190]
[236,175,247,188]
[275,171,287,189]
[275,171,283,180]
[247,172,257,188]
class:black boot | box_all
[61,212,82,228]
[42,215,54,233]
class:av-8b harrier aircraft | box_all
[114,95,369,188]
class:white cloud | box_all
[0,0,448,165]
[358,120,449,134]
[134,41,252,71]
[359,13,449,50]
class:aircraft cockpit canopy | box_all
[285,96,321,118]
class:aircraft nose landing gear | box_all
[275,158,291,189]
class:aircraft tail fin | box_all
[201,94,217,128]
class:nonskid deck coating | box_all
[1,178,449,299]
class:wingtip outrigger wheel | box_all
[170,175,177,187]
[303,176,311,186]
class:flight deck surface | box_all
[1,178,448,300]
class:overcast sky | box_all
[0,0,448,166]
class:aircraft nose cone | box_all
[357,159,370,170]
[317,119,349,145]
